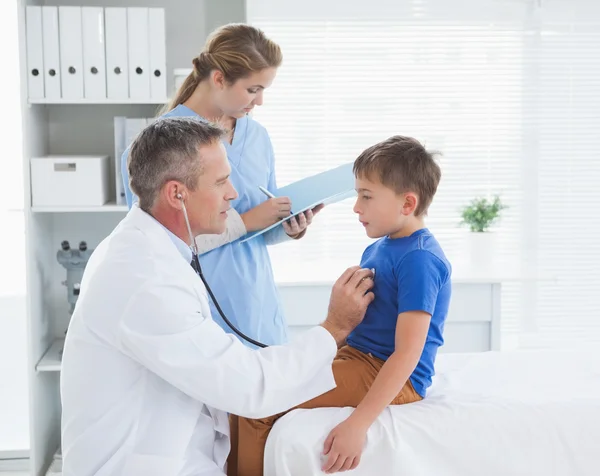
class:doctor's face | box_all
[189,141,238,235]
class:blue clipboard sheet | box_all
[240,162,357,243]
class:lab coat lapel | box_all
[125,206,231,441]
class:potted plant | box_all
[459,195,507,265]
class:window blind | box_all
[518,0,600,349]
[247,0,600,349]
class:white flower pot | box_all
[465,231,497,269]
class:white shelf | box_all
[31,202,128,213]
[28,98,168,105]
[36,340,64,372]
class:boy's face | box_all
[353,175,418,239]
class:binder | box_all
[113,117,127,205]
[240,162,357,243]
[125,118,149,147]
[25,6,45,99]
[148,8,167,100]
[105,8,129,100]
[127,8,151,99]
[42,6,61,100]
[82,7,107,99]
[114,117,153,204]
[58,6,84,100]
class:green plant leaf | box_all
[459,195,507,232]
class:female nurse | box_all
[121,24,321,347]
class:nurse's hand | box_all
[283,204,324,239]
[241,197,292,232]
[322,267,375,346]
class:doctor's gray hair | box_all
[128,117,226,211]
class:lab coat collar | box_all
[125,204,192,266]
[143,206,193,264]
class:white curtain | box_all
[247,0,600,350]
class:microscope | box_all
[56,240,94,317]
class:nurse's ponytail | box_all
[161,24,282,115]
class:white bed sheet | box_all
[264,349,600,476]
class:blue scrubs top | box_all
[121,105,288,347]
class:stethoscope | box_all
[178,194,268,349]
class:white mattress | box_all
[264,349,600,476]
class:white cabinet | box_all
[280,280,502,352]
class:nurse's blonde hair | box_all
[161,24,282,114]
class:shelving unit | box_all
[28,98,168,105]
[15,1,245,474]
[35,340,64,372]
[31,202,129,213]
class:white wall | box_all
[0,0,29,458]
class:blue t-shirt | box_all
[346,228,452,398]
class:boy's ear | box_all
[402,192,418,215]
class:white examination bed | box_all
[264,349,600,475]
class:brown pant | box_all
[227,345,422,476]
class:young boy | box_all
[229,135,452,476]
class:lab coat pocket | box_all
[121,453,184,476]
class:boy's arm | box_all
[351,250,448,426]
[321,250,448,473]
[347,310,431,430]
[321,318,430,474]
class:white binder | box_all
[125,118,149,147]
[113,117,127,205]
[26,6,45,100]
[105,8,129,100]
[82,7,107,100]
[127,8,151,99]
[148,8,167,101]
[42,6,61,100]
[58,6,84,100]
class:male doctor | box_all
[60,117,375,476]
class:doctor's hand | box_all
[282,204,325,239]
[322,267,375,346]
[241,197,292,232]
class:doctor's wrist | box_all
[320,321,349,348]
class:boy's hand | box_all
[322,418,367,473]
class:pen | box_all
[258,186,294,215]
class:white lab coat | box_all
[60,205,337,476]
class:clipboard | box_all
[240,162,357,243]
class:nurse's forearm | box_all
[263,223,293,246]
[195,210,247,254]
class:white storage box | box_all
[30,155,110,207]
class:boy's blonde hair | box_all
[353,136,441,216]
